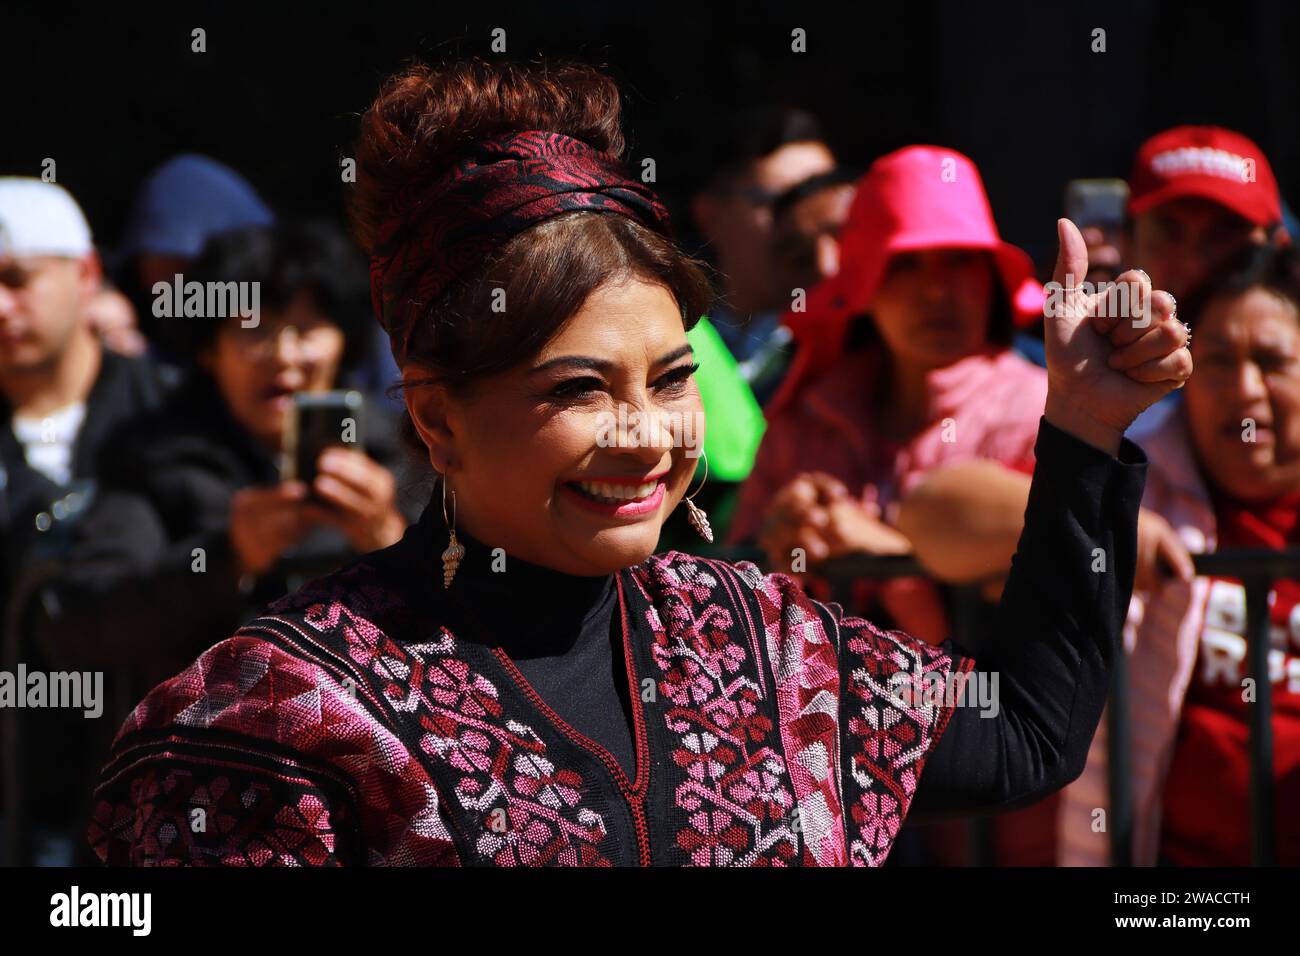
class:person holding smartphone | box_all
[30,221,421,860]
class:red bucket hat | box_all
[1128,125,1281,229]
[769,145,1043,416]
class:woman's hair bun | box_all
[349,59,627,255]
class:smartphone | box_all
[1064,178,1129,230]
[1064,179,1129,283]
[280,389,366,486]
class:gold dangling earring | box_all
[682,450,713,543]
[440,473,465,588]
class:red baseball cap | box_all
[1128,125,1281,228]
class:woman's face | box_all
[1185,287,1300,501]
[201,292,345,449]
[408,277,704,576]
[869,248,995,371]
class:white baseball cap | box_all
[0,177,94,258]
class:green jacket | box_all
[686,316,766,483]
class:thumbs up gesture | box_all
[1042,218,1192,454]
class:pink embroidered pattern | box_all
[90,550,971,866]
[633,555,801,865]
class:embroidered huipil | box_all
[87,419,1147,866]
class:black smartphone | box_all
[1064,179,1129,283]
[280,389,366,487]
[1064,178,1129,230]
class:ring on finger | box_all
[1182,320,1192,349]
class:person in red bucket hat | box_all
[731,145,1051,581]
[727,145,1058,864]
[764,145,1045,419]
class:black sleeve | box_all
[909,416,1147,815]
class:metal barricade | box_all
[713,547,1292,867]
[1186,549,1297,866]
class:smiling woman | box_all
[406,276,705,575]
[87,58,1191,867]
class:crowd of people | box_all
[0,98,1294,865]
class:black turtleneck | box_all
[422,511,638,778]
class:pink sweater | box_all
[731,346,1049,544]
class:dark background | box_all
[4,0,1298,271]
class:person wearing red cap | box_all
[1125,125,1288,305]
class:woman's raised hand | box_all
[1042,218,1192,454]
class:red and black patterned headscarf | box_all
[369,129,672,365]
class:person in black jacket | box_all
[0,179,174,866]
[0,179,174,582]
[27,222,430,860]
